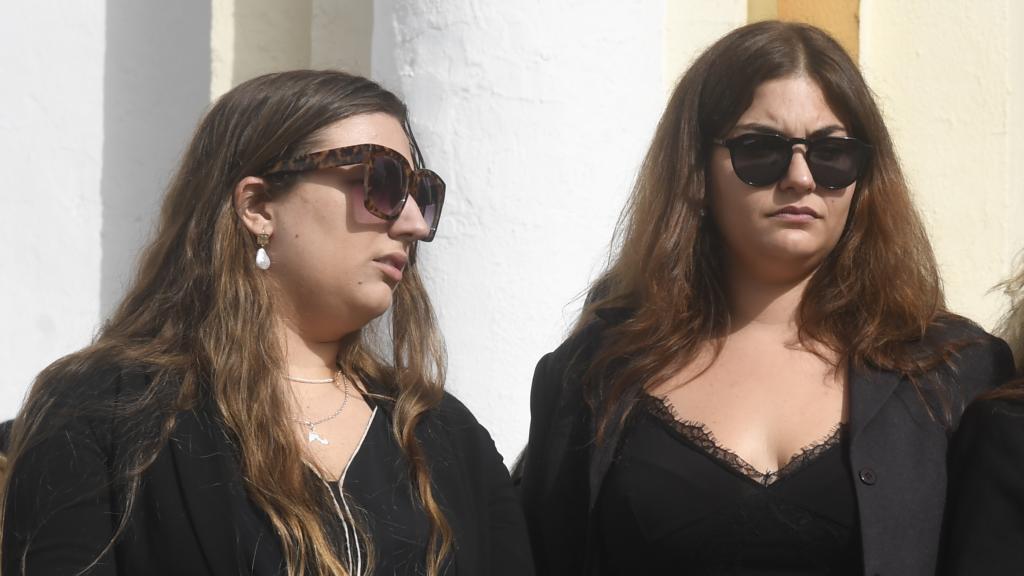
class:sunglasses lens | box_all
[367,154,407,218]
[729,135,791,186]
[807,138,866,189]
[415,174,445,242]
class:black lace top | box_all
[596,394,862,575]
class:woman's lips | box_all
[373,253,407,283]
[769,205,820,222]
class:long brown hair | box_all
[985,257,1024,397]
[995,258,1024,376]
[578,21,956,442]
[3,70,451,576]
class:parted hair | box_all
[2,70,451,576]
[576,21,958,441]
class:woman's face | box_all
[260,113,432,341]
[708,75,856,283]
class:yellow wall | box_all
[769,0,858,60]
[860,0,1017,327]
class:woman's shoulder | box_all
[535,314,623,385]
[913,315,1016,413]
[951,394,1024,480]
[959,393,1024,437]
[421,392,509,464]
[38,360,150,410]
[923,314,1003,346]
[921,315,1014,382]
[17,359,154,444]
[432,392,491,432]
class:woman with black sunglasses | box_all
[2,70,533,576]
[515,21,1013,576]
[943,263,1024,574]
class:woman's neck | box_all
[278,320,344,380]
[726,260,813,332]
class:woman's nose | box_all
[389,195,431,241]
[780,147,815,193]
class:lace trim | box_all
[640,393,845,487]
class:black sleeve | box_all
[475,414,536,576]
[954,333,1016,408]
[943,398,1024,575]
[2,411,117,575]
[518,349,591,576]
[434,393,535,575]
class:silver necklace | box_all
[293,376,349,446]
[286,374,336,384]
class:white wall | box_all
[0,2,210,419]
[0,4,106,417]
[100,0,211,317]
[372,0,669,462]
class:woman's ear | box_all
[234,176,274,236]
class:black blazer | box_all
[3,367,534,575]
[516,315,1014,576]
[943,394,1024,574]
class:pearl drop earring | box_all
[255,231,271,270]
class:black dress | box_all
[238,403,438,575]
[597,394,862,575]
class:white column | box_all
[371,0,669,461]
[0,4,106,416]
[312,0,374,76]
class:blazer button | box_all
[859,468,877,485]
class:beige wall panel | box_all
[861,0,1012,328]
[664,0,747,92]
[747,0,778,22]
[777,0,858,59]
[211,0,234,99]
[1012,0,1024,264]
[210,0,313,100]
[311,0,373,75]
[749,0,859,59]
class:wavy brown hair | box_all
[578,21,959,442]
[986,256,1024,397]
[995,257,1024,375]
[2,70,451,576]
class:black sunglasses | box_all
[264,143,445,242]
[714,133,871,190]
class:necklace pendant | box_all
[308,430,329,445]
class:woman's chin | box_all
[359,290,396,321]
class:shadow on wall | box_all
[100,0,211,317]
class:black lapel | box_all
[167,402,240,576]
[849,362,902,441]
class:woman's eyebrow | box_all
[732,122,783,135]
[731,123,846,138]
[808,125,846,138]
